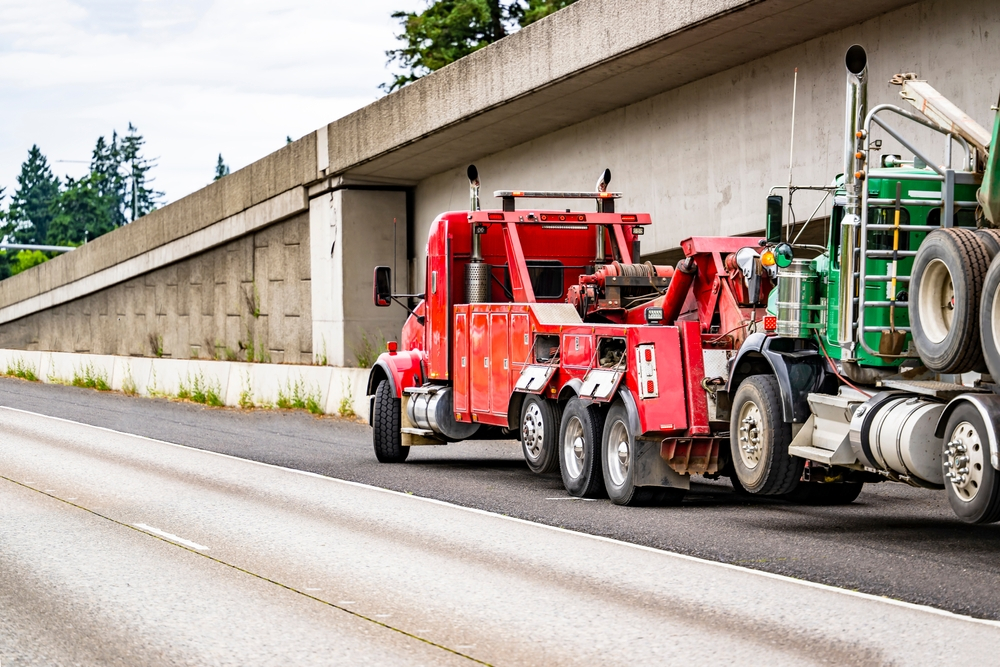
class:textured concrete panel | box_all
[0,215,312,364]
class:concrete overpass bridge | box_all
[0,0,995,367]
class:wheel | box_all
[979,256,1000,379]
[975,229,1000,261]
[558,397,606,498]
[602,402,686,506]
[942,404,1000,524]
[372,380,408,463]
[520,395,561,474]
[729,374,802,495]
[910,228,989,373]
[783,482,864,505]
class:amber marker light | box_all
[760,249,776,267]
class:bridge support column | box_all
[310,187,407,367]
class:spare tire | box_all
[976,229,1000,261]
[979,255,1000,380]
[910,228,989,373]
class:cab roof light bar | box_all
[494,191,622,213]
[493,191,623,199]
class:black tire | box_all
[520,395,561,474]
[976,229,1000,261]
[783,482,864,505]
[942,404,1000,524]
[728,473,751,495]
[372,380,409,463]
[558,397,606,498]
[729,375,802,495]
[602,402,686,506]
[979,256,1000,380]
[910,228,989,373]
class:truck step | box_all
[880,380,990,400]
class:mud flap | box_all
[633,437,691,490]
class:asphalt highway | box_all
[3,376,1000,627]
[3,404,999,665]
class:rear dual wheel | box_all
[602,403,685,506]
[559,398,606,497]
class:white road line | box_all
[133,522,210,551]
[5,405,1000,628]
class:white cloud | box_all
[0,0,423,203]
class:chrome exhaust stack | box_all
[837,45,868,351]
[465,164,489,303]
[594,168,611,268]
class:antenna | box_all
[393,217,398,293]
[787,67,798,242]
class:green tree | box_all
[7,145,60,245]
[517,0,575,25]
[9,249,48,275]
[90,133,127,229]
[47,173,115,246]
[214,154,230,181]
[383,0,576,91]
[0,186,10,280]
[120,123,163,222]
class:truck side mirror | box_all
[766,195,783,244]
[373,266,392,307]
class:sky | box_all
[0,0,423,206]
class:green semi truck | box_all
[727,44,1000,523]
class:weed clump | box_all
[72,363,111,391]
[4,358,39,382]
[177,372,224,406]
[277,377,323,415]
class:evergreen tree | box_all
[120,123,163,222]
[47,173,116,246]
[383,0,577,92]
[90,133,127,229]
[8,146,60,245]
[214,154,230,181]
[0,186,10,280]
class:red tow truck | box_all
[368,166,781,504]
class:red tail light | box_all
[621,214,638,222]
[763,316,777,332]
[487,212,504,221]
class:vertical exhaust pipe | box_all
[594,168,611,268]
[465,164,489,303]
[837,45,868,349]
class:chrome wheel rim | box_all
[606,418,630,487]
[945,421,985,503]
[737,402,764,469]
[562,415,585,479]
[522,402,545,462]
[918,258,955,344]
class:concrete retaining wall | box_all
[0,213,312,364]
[0,348,371,420]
